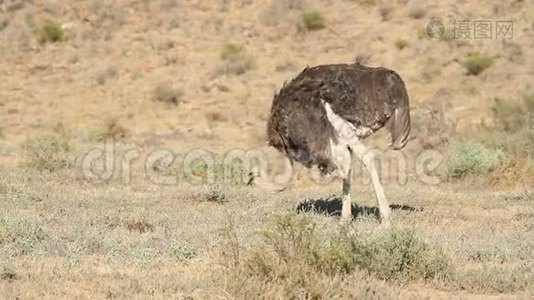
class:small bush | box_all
[300,11,326,31]
[408,6,426,19]
[21,133,71,171]
[242,213,451,283]
[0,215,47,256]
[357,0,377,6]
[395,39,408,50]
[463,53,494,76]
[215,43,254,77]
[87,119,129,142]
[152,82,182,105]
[193,184,227,203]
[459,264,533,293]
[369,229,452,283]
[446,142,506,178]
[482,94,534,163]
[220,43,244,60]
[169,242,197,262]
[37,19,65,44]
[379,5,394,21]
[94,65,118,85]
[491,97,526,132]
[187,161,248,185]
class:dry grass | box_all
[1,0,533,298]
[0,166,532,298]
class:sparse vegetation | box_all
[220,43,244,60]
[37,19,65,44]
[446,142,506,179]
[300,11,326,31]
[356,0,377,6]
[221,213,452,297]
[94,65,118,85]
[463,53,494,76]
[20,133,71,171]
[187,161,248,185]
[214,43,255,76]
[193,184,227,203]
[379,5,394,21]
[395,39,408,50]
[1,0,533,298]
[88,119,129,142]
[0,215,47,257]
[152,82,183,105]
[408,6,426,19]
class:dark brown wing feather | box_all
[267,63,410,172]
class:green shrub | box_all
[446,142,506,178]
[463,53,494,75]
[220,43,244,60]
[38,19,65,44]
[21,133,71,171]
[300,11,326,31]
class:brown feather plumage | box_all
[267,63,410,174]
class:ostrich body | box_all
[267,63,411,224]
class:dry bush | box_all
[94,65,118,85]
[354,0,377,6]
[221,213,452,298]
[395,39,408,50]
[88,119,129,142]
[192,184,227,203]
[0,16,9,31]
[258,0,306,26]
[205,111,228,122]
[379,5,394,21]
[20,133,72,171]
[478,94,534,184]
[408,6,426,19]
[414,95,456,150]
[152,82,183,105]
[459,264,533,293]
[0,214,47,257]
[480,94,534,158]
[187,161,248,185]
[213,43,254,77]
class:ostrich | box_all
[266,63,411,225]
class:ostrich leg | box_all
[341,164,353,221]
[349,141,391,226]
